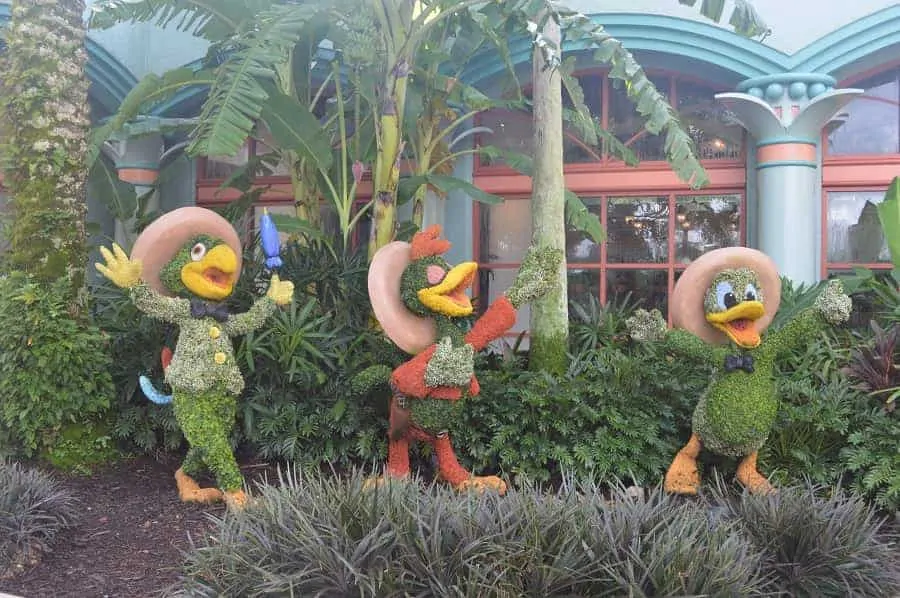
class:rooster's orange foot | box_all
[455,475,507,496]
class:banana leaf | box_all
[876,176,900,270]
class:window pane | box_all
[255,124,292,176]
[606,196,669,263]
[827,191,890,263]
[608,75,670,161]
[563,73,604,163]
[477,109,532,166]
[480,200,531,263]
[676,79,743,160]
[675,194,741,263]
[204,144,249,179]
[567,269,600,307]
[607,269,668,316]
[828,71,900,155]
[566,198,601,263]
[479,268,529,333]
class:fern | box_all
[187,4,318,158]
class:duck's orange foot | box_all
[175,468,224,504]
[736,452,776,495]
[454,475,507,496]
[664,453,701,495]
[223,489,249,510]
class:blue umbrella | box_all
[259,208,283,270]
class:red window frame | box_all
[472,70,747,324]
[821,60,900,277]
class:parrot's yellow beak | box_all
[181,244,238,301]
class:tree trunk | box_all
[1,0,92,314]
[528,12,568,374]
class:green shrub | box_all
[91,280,184,455]
[230,240,403,467]
[172,471,898,597]
[0,460,78,578]
[0,273,114,457]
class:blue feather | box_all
[259,208,282,271]
[139,375,172,405]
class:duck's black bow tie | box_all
[190,299,230,322]
[724,353,754,373]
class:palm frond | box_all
[87,67,214,168]
[187,4,319,158]
[554,8,710,188]
[88,0,269,40]
[678,0,770,38]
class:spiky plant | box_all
[0,461,79,578]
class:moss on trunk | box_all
[1,0,91,311]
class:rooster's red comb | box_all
[410,224,451,260]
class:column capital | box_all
[715,87,863,143]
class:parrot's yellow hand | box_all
[266,274,294,306]
[95,243,142,289]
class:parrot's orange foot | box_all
[175,468,224,504]
[664,455,701,495]
[223,489,249,510]
[736,468,775,495]
[455,475,507,496]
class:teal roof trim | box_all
[460,7,900,87]
[790,5,900,75]
[0,3,138,115]
[460,13,788,85]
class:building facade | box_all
[2,1,900,333]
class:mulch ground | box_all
[0,456,274,598]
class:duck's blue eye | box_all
[745,283,759,301]
[716,281,737,310]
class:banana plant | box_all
[876,176,900,271]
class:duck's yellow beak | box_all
[706,300,765,348]
[181,244,238,301]
[418,262,477,317]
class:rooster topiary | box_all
[366,225,561,494]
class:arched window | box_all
[474,71,747,334]
[822,65,900,279]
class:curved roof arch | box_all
[790,4,900,76]
[461,13,789,87]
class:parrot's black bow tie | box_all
[190,299,230,322]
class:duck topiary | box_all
[626,247,852,495]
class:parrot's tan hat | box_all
[670,246,781,345]
[368,241,437,355]
[130,206,243,297]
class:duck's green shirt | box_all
[130,284,276,396]
[666,308,826,456]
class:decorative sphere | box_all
[808,82,826,98]
[747,87,764,98]
[764,83,784,101]
[788,81,807,100]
